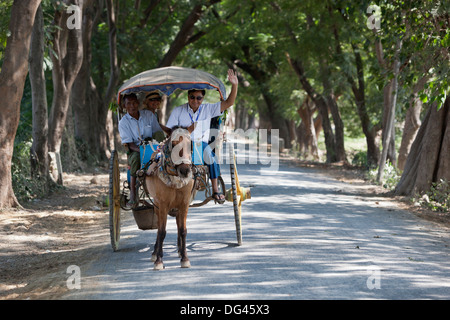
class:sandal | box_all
[212,192,225,204]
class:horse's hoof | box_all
[151,254,157,262]
[154,262,164,271]
[181,260,191,268]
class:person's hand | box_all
[227,69,238,86]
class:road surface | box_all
[63,148,450,300]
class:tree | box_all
[394,0,450,195]
[234,52,291,147]
[279,1,345,162]
[48,0,84,157]
[157,0,221,68]
[29,4,49,184]
[0,0,41,209]
[296,95,320,159]
[71,0,104,160]
[71,0,117,162]
[377,35,402,182]
[397,75,428,171]
[395,97,450,196]
[155,0,223,123]
[198,1,299,148]
[331,2,381,167]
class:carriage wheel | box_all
[229,145,242,246]
[217,176,226,197]
[109,150,121,251]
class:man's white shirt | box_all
[166,102,222,143]
[119,109,162,146]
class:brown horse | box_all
[145,126,195,270]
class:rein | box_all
[162,142,179,176]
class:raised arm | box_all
[220,69,239,112]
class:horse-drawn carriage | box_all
[108,67,251,269]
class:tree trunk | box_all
[157,3,204,68]
[381,79,397,165]
[48,0,84,155]
[296,96,319,159]
[397,75,429,171]
[350,44,379,167]
[288,119,297,148]
[96,0,118,161]
[333,20,380,167]
[286,53,337,162]
[261,92,291,148]
[319,57,346,161]
[377,37,402,181]
[395,97,450,196]
[157,0,221,68]
[72,0,99,157]
[397,94,422,171]
[324,92,346,161]
[29,4,49,183]
[61,104,83,171]
[353,79,380,167]
[73,0,115,162]
[0,0,41,209]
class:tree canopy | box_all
[0,0,448,209]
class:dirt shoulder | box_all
[1,157,448,300]
[0,170,111,300]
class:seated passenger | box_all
[165,69,239,203]
[118,93,162,207]
[143,91,166,142]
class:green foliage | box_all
[0,0,13,65]
[351,150,368,167]
[109,101,119,114]
[3,0,449,203]
[11,140,48,203]
[413,179,450,213]
[368,161,401,190]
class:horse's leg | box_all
[151,207,159,262]
[176,213,183,258]
[153,206,167,270]
[153,227,166,270]
[176,208,190,268]
[177,228,182,258]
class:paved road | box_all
[64,149,450,300]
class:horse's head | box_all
[168,126,194,178]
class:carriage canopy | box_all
[117,66,227,106]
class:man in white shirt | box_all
[166,69,238,203]
[119,93,163,207]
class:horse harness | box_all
[136,137,210,207]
